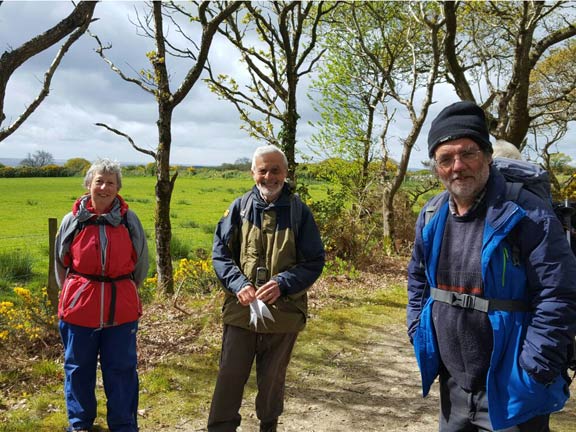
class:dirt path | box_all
[173,323,439,432]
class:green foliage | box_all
[323,256,360,279]
[170,235,193,260]
[0,251,33,287]
[0,287,57,353]
[173,257,220,295]
[63,158,91,176]
[310,188,366,261]
[0,165,71,178]
[549,153,574,175]
[217,158,251,171]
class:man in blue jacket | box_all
[407,101,576,431]
[208,145,325,432]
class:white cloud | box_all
[1,1,574,170]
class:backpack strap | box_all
[503,182,524,265]
[239,190,303,241]
[239,190,254,221]
[290,193,303,240]
[505,182,523,202]
[423,193,448,226]
[430,287,530,313]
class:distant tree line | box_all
[0,151,88,177]
[0,151,252,178]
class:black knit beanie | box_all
[428,101,492,158]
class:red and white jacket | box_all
[55,194,149,328]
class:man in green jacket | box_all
[208,145,325,432]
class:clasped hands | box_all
[237,279,281,306]
[238,280,279,330]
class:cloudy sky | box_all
[0,1,573,169]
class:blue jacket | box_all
[407,166,576,429]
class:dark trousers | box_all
[439,373,550,432]
[207,324,298,432]
[59,320,139,432]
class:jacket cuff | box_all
[519,355,555,386]
[272,276,286,296]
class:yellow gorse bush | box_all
[133,259,219,302]
[173,258,218,294]
[0,287,57,346]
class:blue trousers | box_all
[59,320,139,432]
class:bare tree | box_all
[443,1,576,150]
[205,1,339,182]
[93,1,241,296]
[0,1,97,141]
[20,150,55,167]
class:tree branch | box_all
[0,1,97,140]
[90,31,157,95]
[94,122,157,159]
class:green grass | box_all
[0,174,327,291]
[0,175,254,291]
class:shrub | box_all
[0,250,33,285]
[170,235,192,259]
[140,276,157,304]
[64,157,91,176]
[173,258,219,294]
[0,287,58,358]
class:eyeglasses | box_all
[434,150,483,170]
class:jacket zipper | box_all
[502,247,508,287]
[99,224,108,327]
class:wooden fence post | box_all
[47,218,59,315]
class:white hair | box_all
[84,158,122,190]
[493,139,522,160]
[251,145,288,170]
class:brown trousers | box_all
[207,324,298,432]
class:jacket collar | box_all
[252,183,293,208]
[73,194,128,226]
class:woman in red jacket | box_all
[55,159,149,432]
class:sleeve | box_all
[126,210,149,287]
[212,199,252,294]
[518,206,576,384]
[406,209,428,344]
[274,203,325,295]
[54,212,75,290]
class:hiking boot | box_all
[260,419,278,432]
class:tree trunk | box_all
[282,82,299,183]
[381,186,394,254]
[154,106,176,295]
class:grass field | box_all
[0,173,327,291]
[0,175,252,252]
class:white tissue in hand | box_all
[249,299,275,330]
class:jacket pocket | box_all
[113,279,142,325]
[59,278,100,326]
[490,341,569,425]
[68,281,90,310]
